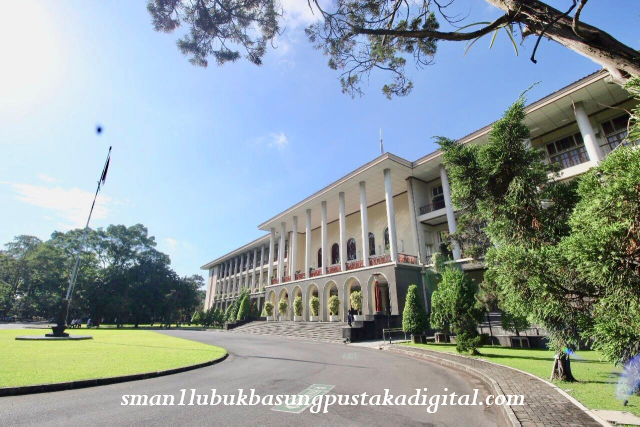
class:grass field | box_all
[401,342,639,417]
[0,329,226,388]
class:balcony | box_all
[283,276,291,283]
[271,278,279,285]
[419,199,445,215]
[398,253,418,265]
[309,268,322,278]
[294,272,306,281]
[369,254,391,265]
[346,259,364,271]
[326,265,342,274]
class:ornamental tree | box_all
[328,295,340,316]
[310,296,319,317]
[148,0,639,98]
[278,297,288,316]
[236,294,250,320]
[402,284,429,335]
[350,290,363,314]
[263,301,274,317]
[293,296,303,317]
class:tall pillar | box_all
[338,192,347,271]
[321,201,327,275]
[574,101,603,163]
[278,222,286,281]
[291,216,298,278]
[252,247,258,291]
[305,209,312,278]
[406,177,424,263]
[259,244,265,290]
[383,168,398,262]
[359,181,370,266]
[239,255,245,292]
[268,228,275,284]
[440,164,461,260]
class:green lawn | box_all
[401,343,639,417]
[0,329,226,388]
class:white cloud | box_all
[2,181,112,229]
[37,173,58,183]
[268,132,289,149]
[164,238,178,249]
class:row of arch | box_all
[265,273,392,322]
[317,229,390,267]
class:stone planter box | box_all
[278,316,285,321]
[309,316,319,322]
[294,316,302,322]
[353,315,364,321]
[329,315,340,322]
[266,316,275,321]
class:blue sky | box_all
[0,1,638,281]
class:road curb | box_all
[0,353,228,397]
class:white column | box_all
[291,216,298,278]
[252,247,258,290]
[440,164,461,260]
[338,192,347,271]
[259,244,265,290]
[383,168,398,262]
[226,261,231,295]
[305,209,312,278]
[406,177,424,262]
[268,228,275,284]
[278,222,286,281]
[574,101,603,164]
[321,201,327,275]
[239,255,245,291]
[359,181,370,266]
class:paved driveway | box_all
[0,329,500,426]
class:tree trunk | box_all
[550,353,576,381]
[486,0,640,84]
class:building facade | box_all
[202,70,637,322]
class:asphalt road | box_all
[0,329,500,426]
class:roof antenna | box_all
[380,128,384,155]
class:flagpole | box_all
[52,146,112,336]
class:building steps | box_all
[230,320,346,343]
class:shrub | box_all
[191,310,203,326]
[350,290,363,314]
[328,295,340,315]
[293,296,303,316]
[236,295,250,320]
[310,296,319,316]
[402,284,429,335]
[278,298,288,316]
[263,301,274,317]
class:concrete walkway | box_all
[387,345,608,427]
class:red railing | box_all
[369,254,391,266]
[398,253,418,265]
[346,260,364,271]
[295,272,306,281]
[326,265,342,274]
[309,268,322,278]
[271,278,279,285]
[283,276,291,283]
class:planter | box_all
[309,316,319,322]
[266,316,275,322]
[294,316,302,322]
[353,315,364,321]
[278,316,285,321]
[329,315,340,322]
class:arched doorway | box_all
[307,283,319,321]
[323,280,340,321]
[266,290,277,319]
[344,277,362,321]
[367,273,391,315]
[292,286,303,321]
[278,288,289,320]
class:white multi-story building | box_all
[202,70,637,324]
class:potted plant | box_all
[328,295,340,322]
[264,301,274,321]
[309,296,319,321]
[350,290,364,321]
[278,298,288,321]
[293,296,303,321]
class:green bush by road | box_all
[0,329,226,388]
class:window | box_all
[601,113,632,154]
[431,185,445,210]
[384,228,390,252]
[274,244,278,261]
[331,243,340,265]
[256,251,261,266]
[368,232,375,256]
[248,253,253,269]
[284,240,288,259]
[347,238,356,261]
[317,248,322,268]
[546,133,589,169]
